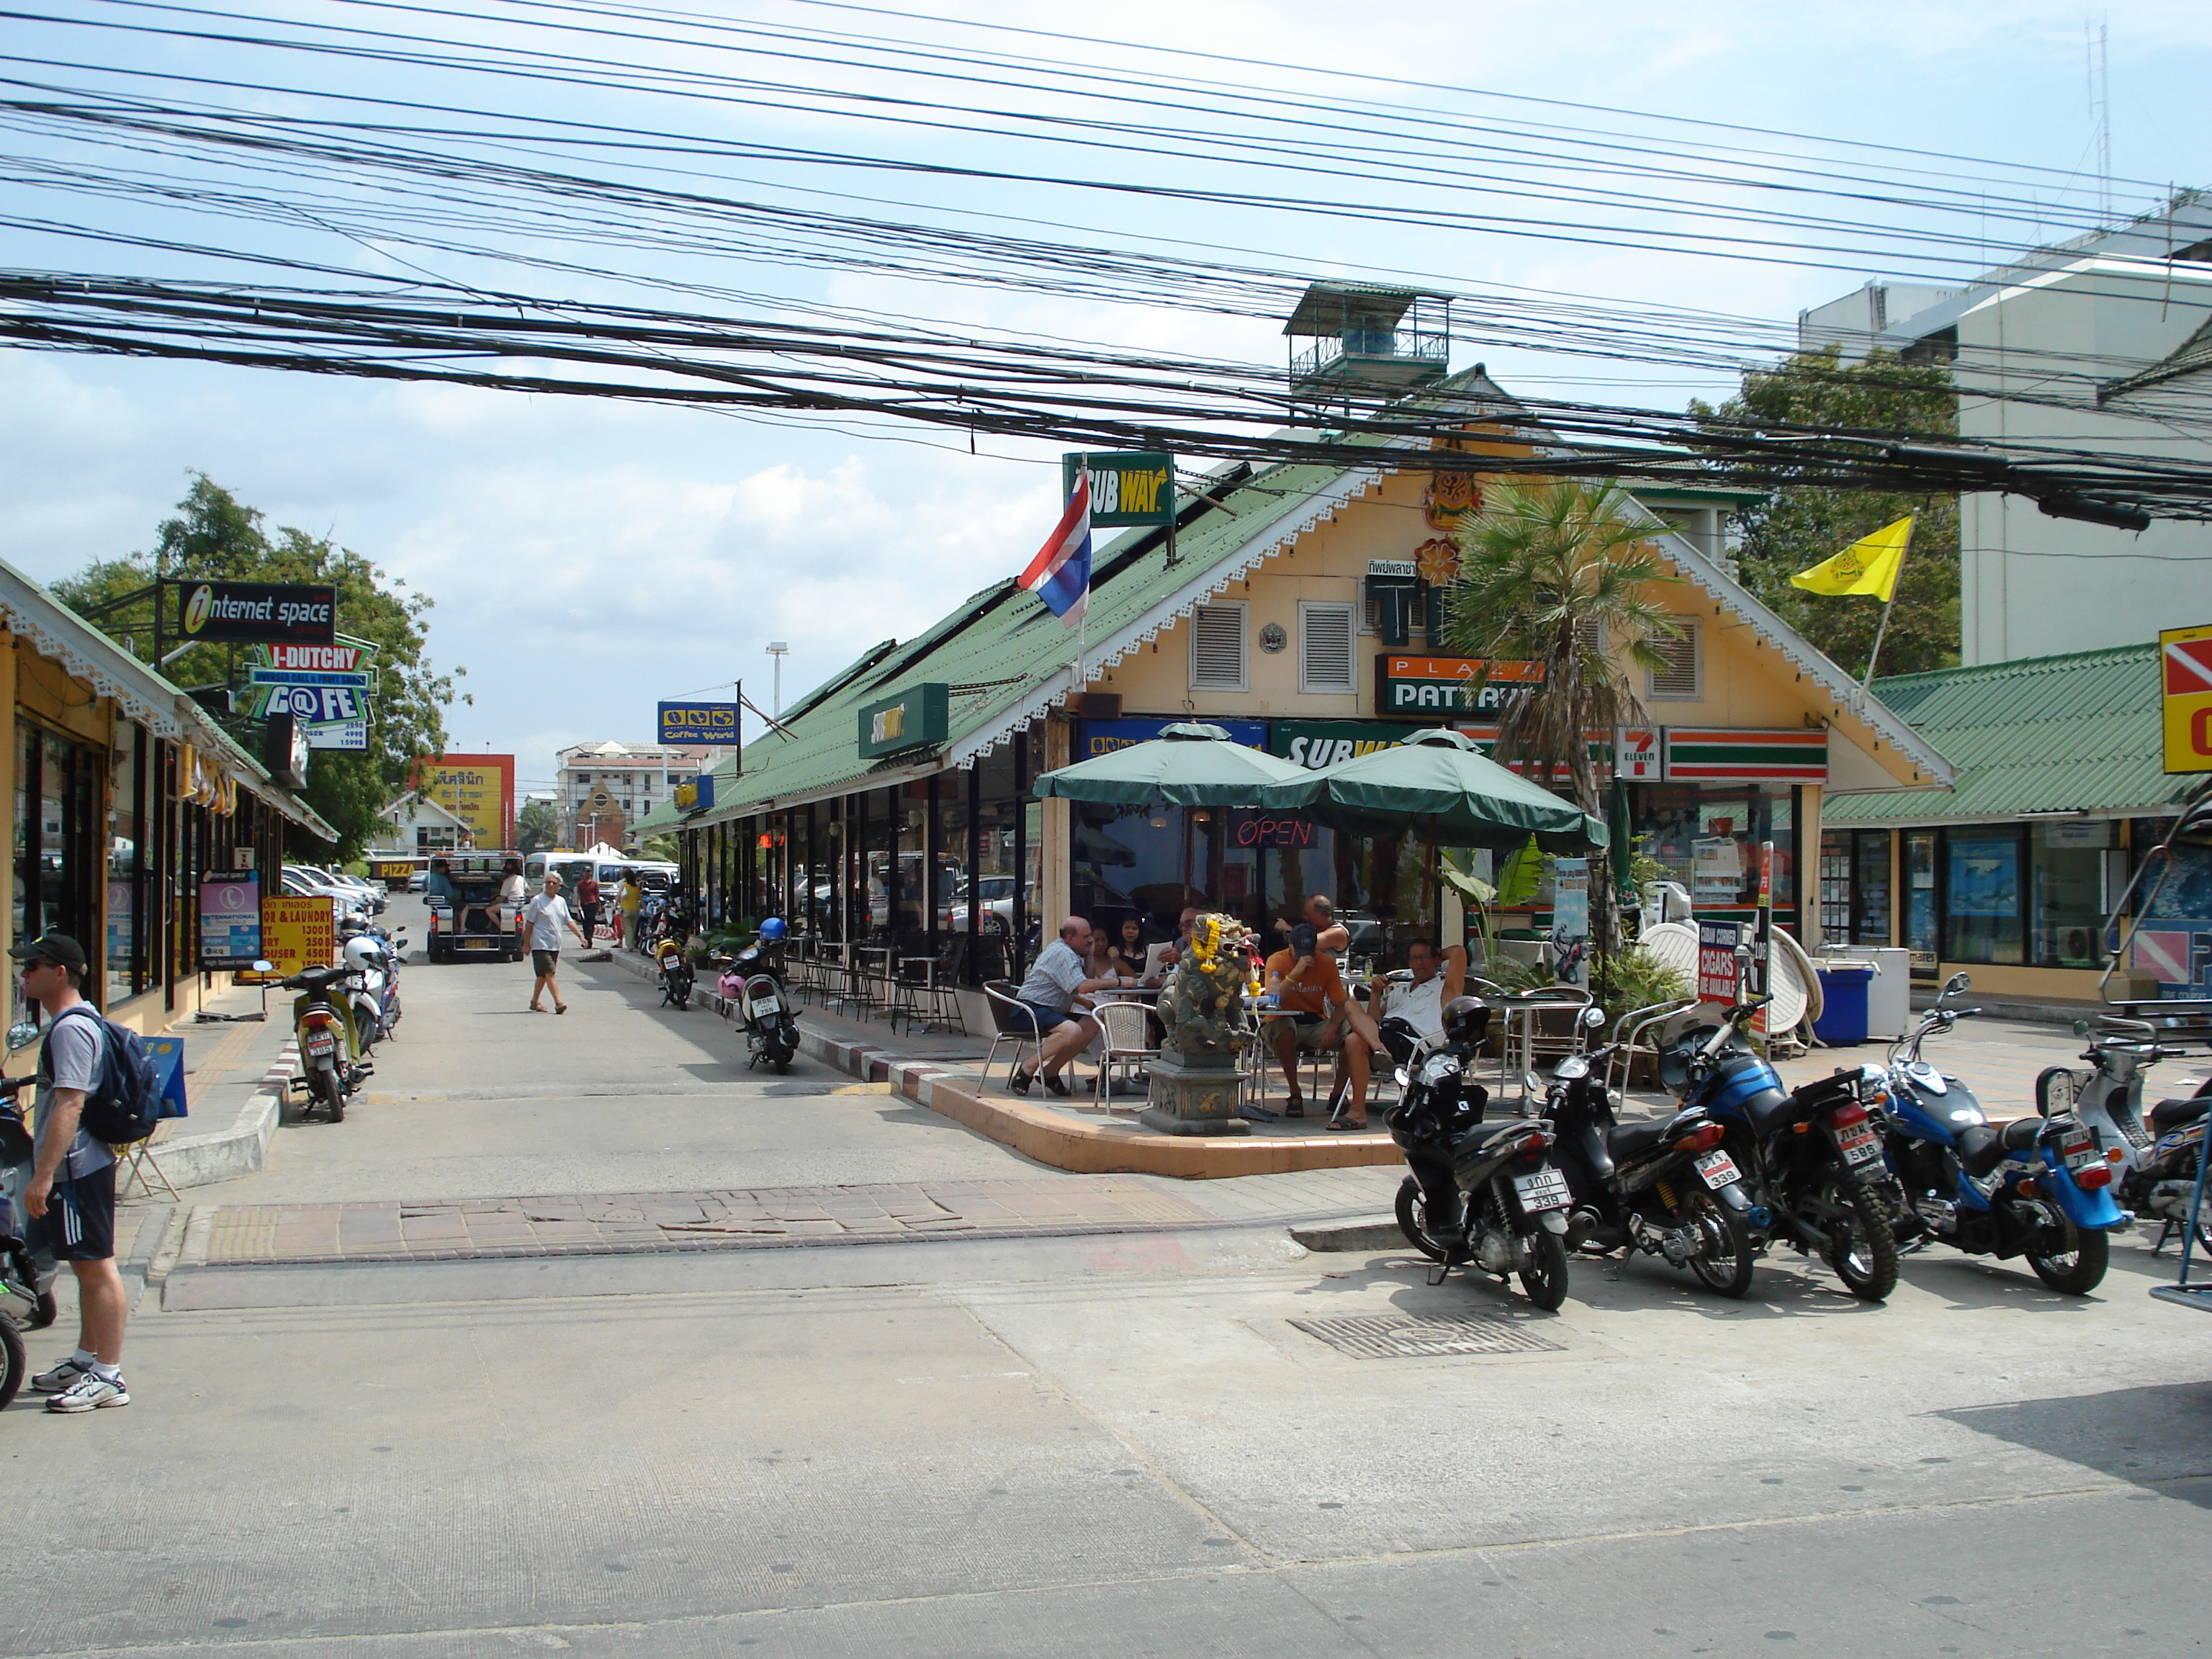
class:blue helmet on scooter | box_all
[757,917,788,942]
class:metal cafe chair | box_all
[1090,998,1159,1112]
[897,938,970,1037]
[982,980,1044,1089]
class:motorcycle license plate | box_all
[305,1035,336,1057]
[1512,1169,1573,1213]
[461,940,492,951]
[1837,1124,1881,1166]
[2063,1139,2096,1171]
[1694,1148,1741,1189]
[752,996,781,1017]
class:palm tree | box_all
[1440,478,1680,952]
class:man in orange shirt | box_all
[1264,922,1380,1128]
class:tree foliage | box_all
[516,799,559,854]
[1442,479,1682,950]
[51,475,465,859]
[1690,344,1960,678]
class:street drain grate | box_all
[1289,1312,1565,1359]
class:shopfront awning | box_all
[1256,728,1609,852]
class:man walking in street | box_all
[12,934,130,1413]
[523,873,589,1014]
[1009,916,1135,1098]
[575,869,603,948]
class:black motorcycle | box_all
[1388,997,1572,1310]
[714,945,800,1074]
[1540,1031,1760,1298]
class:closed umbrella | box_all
[1254,728,1608,853]
[1032,721,1310,806]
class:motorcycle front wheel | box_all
[0,1314,24,1411]
[1517,1227,1570,1310]
[311,1064,346,1123]
[1821,1176,1899,1301]
[2027,1216,2110,1295]
[1677,1187,1757,1298]
[1395,1174,1448,1262]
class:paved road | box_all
[9,904,2212,1658]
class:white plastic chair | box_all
[1091,999,1159,1111]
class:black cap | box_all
[9,933,88,976]
[1289,922,1319,958]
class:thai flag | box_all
[1018,466,1091,629]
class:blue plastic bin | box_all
[1812,966,1874,1046]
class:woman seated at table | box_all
[1094,915,1150,982]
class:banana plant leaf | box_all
[1032,721,1310,806]
[1253,728,1609,853]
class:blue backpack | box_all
[50,1006,168,1146]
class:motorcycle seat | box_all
[1959,1115,2044,1177]
[1604,1119,1673,1162]
[2150,1096,2210,1136]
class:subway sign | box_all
[1061,451,1175,528]
[1377,655,1544,714]
[658,701,740,745]
[857,682,949,759]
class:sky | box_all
[1,0,2208,797]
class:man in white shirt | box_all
[1372,938,1470,1061]
[1010,916,1135,1098]
[522,873,588,1014]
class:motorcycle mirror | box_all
[1393,1067,1411,1089]
[1734,943,1753,964]
[6,1020,38,1053]
[251,960,275,975]
[1945,971,1971,995]
[1524,1071,1543,1095]
[2073,1018,2092,1038]
[1582,1005,1605,1028]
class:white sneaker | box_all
[45,1370,129,1412]
[30,1357,90,1394]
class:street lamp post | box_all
[767,641,788,716]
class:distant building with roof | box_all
[554,739,713,846]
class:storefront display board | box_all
[199,873,262,968]
[238,894,336,981]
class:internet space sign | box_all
[179,582,336,644]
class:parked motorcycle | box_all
[1660,984,1899,1301]
[2037,1010,2212,1256]
[341,927,405,1053]
[655,935,696,1010]
[716,917,799,1073]
[1541,1005,1761,1298]
[1874,974,2126,1294]
[1388,996,1572,1310]
[278,961,370,1121]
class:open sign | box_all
[1231,812,1316,850]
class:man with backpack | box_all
[12,933,134,1412]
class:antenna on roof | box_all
[2089,19,2113,226]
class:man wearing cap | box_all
[10,934,130,1412]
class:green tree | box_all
[1442,479,1681,952]
[52,475,465,860]
[1690,344,1960,678]
[516,799,559,854]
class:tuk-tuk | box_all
[426,853,524,963]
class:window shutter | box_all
[1299,602,1357,693]
[1190,604,1247,690]
[1646,622,1701,700]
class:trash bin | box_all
[1812,966,1874,1046]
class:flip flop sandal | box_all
[1323,1118,1370,1132]
[555,1004,567,1015]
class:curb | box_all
[1289,1219,1406,1252]
[596,947,1399,1180]
[141,1038,300,1190]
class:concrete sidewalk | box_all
[123,981,300,1193]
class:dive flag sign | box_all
[2160,624,2212,775]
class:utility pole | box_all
[766,641,788,716]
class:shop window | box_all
[1943,831,2023,965]
[1638,781,1794,917]
[1645,621,1701,700]
[1904,832,1938,966]
[1190,603,1247,691]
[1298,601,1357,693]
[1819,831,1850,940]
[2031,819,2113,968]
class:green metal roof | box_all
[1823,644,2193,824]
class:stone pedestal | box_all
[1139,1046,1250,1136]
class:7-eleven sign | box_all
[2161,624,2212,775]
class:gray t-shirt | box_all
[522,894,575,951]
[37,1004,115,1180]
[1017,940,1089,1012]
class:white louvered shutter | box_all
[1646,621,1701,700]
[1299,602,1357,693]
[1190,603,1247,690]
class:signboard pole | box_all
[1754,840,1775,1037]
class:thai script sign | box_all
[238,894,336,982]
[415,754,515,848]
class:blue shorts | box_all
[39,1163,117,1262]
[1022,1001,1086,1034]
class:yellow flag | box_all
[1791,516,1912,602]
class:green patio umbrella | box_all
[1032,721,1310,806]
[1253,728,1609,853]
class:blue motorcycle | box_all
[1657,991,1899,1300]
[1873,973,2126,1295]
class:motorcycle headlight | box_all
[1420,1054,1459,1087]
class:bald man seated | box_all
[1009,914,1138,1098]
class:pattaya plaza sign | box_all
[1376,655,1543,714]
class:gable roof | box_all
[1822,644,2190,825]
[640,374,1951,833]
